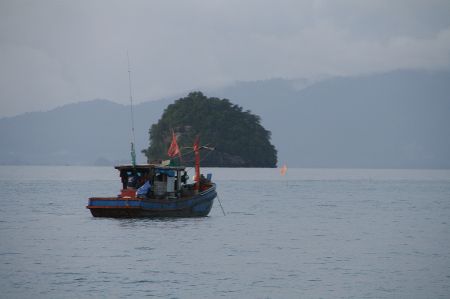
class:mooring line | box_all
[216,194,226,216]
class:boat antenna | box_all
[127,51,137,167]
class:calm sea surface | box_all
[0,166,449,298]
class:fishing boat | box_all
[86,162,217,218]
[88,130,217,218]
[87,54,217,218]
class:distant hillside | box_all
[0,70,449,168]
[217,70,450,168]
[0,99,171,165]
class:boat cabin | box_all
[115,164,209,199]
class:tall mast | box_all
[127,51,137,167]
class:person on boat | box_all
[136,179,152,198]
[120,170,128,189]
[127,172,139,188]
[181,172,188,184]
[199,174,212,191]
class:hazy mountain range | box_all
[1,70,449,168]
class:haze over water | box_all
[0,166,449,298]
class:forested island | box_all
[142,92,277,167]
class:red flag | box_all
[193,135,201,189]
[167,130,180,158]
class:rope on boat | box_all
[182,146,215,172]
[216,194,226,216]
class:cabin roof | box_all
[114,164,186,171]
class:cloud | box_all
[0,0,449,117]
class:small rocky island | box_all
[143,92,277,167]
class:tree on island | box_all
[142,92,277,167]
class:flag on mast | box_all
[193,135,201,190]
[193,135,200,152]
[167,130,181,158]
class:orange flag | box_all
[193,135,201,189]
[167,130,181,158]
[280,164,287,176]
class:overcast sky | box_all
[1,0,449,117]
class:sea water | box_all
[0,166,449,298]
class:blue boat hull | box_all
[87,184,216,218]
